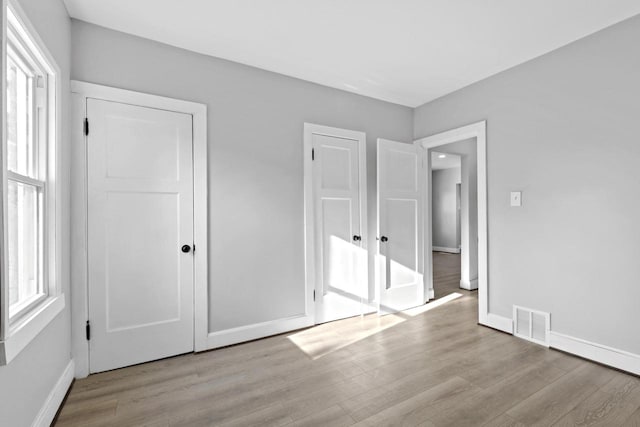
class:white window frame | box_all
[0,0,64,365]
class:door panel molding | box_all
[70,81,208,378]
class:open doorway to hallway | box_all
[429,139,478,300]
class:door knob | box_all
[352,235,361,242]
[181,244,191,253]
[380,236,388,242]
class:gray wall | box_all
[414,14,640,354]
[0,0,72,425]
[432,168,460,249]
[70,20,413,332]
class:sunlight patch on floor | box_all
[287,312,405,360]
[287,292,464,359]
[404,292,463,316]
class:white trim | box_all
[32,359,74,427]
[6,0,60,78]
[206,315,313,349]
[192,95,209,352]
[415,121,490,326]
[418,143,428,304]
[432,246,460,254]
[69,92,89,377]
[70,81,208,377]
[459,278,478,290]
[550,331,640,376]
[69,92,87,377]
[303,124,316,328]
[70,81,208,114]
[0,294,65,364]
[485,313,513,334]
[303,123,367,325]
[1,0,9,342]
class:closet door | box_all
[87,98,194,373]
[307,124,369,324]
[377,138,425,313]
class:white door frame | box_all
[303,123,368,324]
[414,121,511,334]
[70,81,208,378]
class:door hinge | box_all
[86,320,91,341]
[312,148,315,161]
[313,290,316,301]
[83,118,89,136]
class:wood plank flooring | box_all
[56,252,640,426]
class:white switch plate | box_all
[510,191,522,207]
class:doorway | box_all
[415,121,498,330]
[430,140,478,294]
[430,151,463,299]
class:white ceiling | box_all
[431,152,460,170]
[62,0,640,107]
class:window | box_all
[6,14,51,321]
[1,0,62,363]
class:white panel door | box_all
[87,98,194,373]
[311,127,369,324]
[377,139,424,313]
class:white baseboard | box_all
[205,315,314,350]
[550,331,640,376]
[432,246,460,254]
[481,313,513,334]
[32,359,74,427]
[460,278,478,290]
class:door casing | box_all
[70,81,208,378]
[413,121,508,333]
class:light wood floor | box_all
[56,253,640,426]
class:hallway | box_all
[432,251,465,300]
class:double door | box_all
[309,124,425,323]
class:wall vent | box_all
[513,305,550,347]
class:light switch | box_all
[510,191,522,207]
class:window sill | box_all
[0,294,65,365]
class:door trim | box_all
[413,121,506,332]
[70,81,208,378]
[303,123,368,324]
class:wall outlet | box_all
[510,191,522,207]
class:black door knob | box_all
[181,245,191,253]
[353,235,361,242]
[380,236,388,242]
